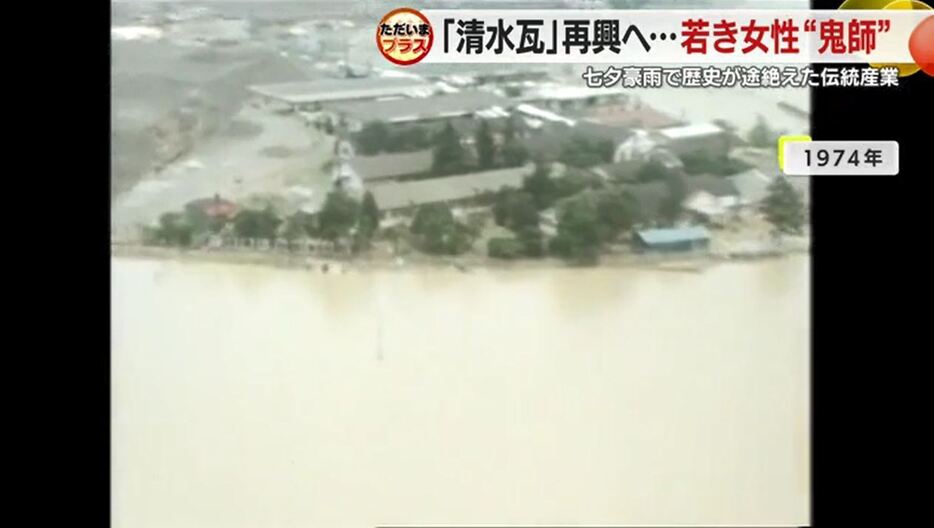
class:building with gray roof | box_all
[370,164,535,212]
[521,121,634,165]
[653,122,733,158]
[324,91,511,128]
[348,150,434,182]
[248,76,431,107]
[634,226,711,253]
[589,160,646,182]
[684,174,740,198]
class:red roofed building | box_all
[187,194,238,220]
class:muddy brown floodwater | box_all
[112,255,810,527]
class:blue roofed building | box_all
[633,226,711,253]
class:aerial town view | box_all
[111,1,811,527]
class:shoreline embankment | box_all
[111,239,809,274]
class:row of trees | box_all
[149,191,382,252]
[356,118,531,178]
[557,136,615,169]
[487,163,643,264]
[150,177,803,264]
[433,119,531,176]
[150,206,284,248]
[391,163,614,262]
[431,123,471,176]
[486,159,805,264]
[358,108,779,172]
[355,122,432,155]
[315,190,381,251]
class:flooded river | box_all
[112,256,810,527]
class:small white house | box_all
[683,191,739,221]
[613,129,656,162]
[682,175,741,225]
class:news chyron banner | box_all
[376,5,934,76]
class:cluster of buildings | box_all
[113,0,809,258]
[247,69,773,204]
[111,1,800,256]
[239,63,806,254]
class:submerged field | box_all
[112,255,810,527]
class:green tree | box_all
[233,206,281,242]
[596,189,639,241]
[411,202,454,237]
[595,138,615,164]
[636,159,672,182]
[747,114,777,148]
[487,237,524,259]
[503,85,523,98]
[318,190,360,243]
[432,122,469,176]
[356,122,390,155]
[558,136,603,169]
[448,223,475,255]
[499,118,529,168]
[679,150,753,176]
[659,173,687,225]
[516,225,545,258]
[500,139,529,168]
[760,177,805,234]
[157,212,194,247]
[359,191,380,237]
[475,120,496,170]
[350,227,371,254]
[558,136,613,169]
[555,167,603,197]
[503,116,520,144]
[492,189,511,226]
[282,212,311,250]
[522,162,559,210]
[411,202,454,255]
[558,137,590,168]
[348,191,381,254]
[410,203,473,255]
[550,194,602,265]
[232,211,256,241]
[492,190,539,230]
[182,203,226,235]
